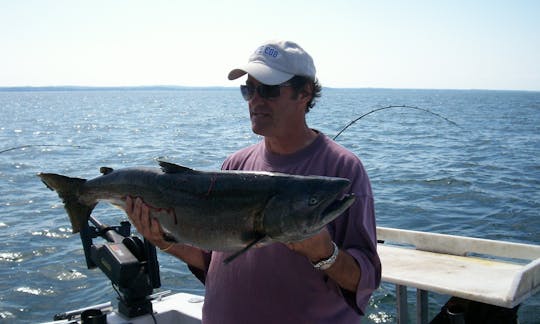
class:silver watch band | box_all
[312,241,339,270]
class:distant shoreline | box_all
[0,85,232,92]
[0,86,537,93]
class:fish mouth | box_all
[320,194,356,223]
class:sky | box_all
[1,0,539,91]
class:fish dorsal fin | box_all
[158,160,195,174]
[100,167,114,175]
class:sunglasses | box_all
[240,82,292,101]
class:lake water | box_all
[1,88,538,323]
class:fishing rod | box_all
[332,105,459,140]
[0,144,80,154]
[2,106,456,153]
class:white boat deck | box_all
[377,227,540,323]
[41,292,204,324]
[42,227,540,324]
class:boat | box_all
[39,215,540,323]
[40,214,205,324]
[41,291,203,324]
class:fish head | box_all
[263,175,356,242]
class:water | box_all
[1,88,538,323]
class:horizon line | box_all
[0,85,538,93]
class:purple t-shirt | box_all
[196,132,381,324]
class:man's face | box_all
[245,76,306,138]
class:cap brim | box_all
[228,62,294,85]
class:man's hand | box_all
[125,196,170,250]
[287,228,335,263]
[288,228,361,292]
[124,197,207,270]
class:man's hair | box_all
[288,76,322,113]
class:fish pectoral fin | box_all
[157,160,195,174]
[223,234,266,265]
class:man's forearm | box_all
[162,243,208,271]
[324,249,361,292]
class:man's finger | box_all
[125,196,133,215]
[150,217,164,240]
[133,197,146,229]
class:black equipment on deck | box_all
[79,214,161,318]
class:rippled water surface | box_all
[1,88,539,323]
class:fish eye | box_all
[308,196,319,206]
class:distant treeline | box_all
[0,86,231,92]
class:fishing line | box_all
[332,105,459,140]
[0,144,81,154]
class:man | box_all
[126,40,381,323]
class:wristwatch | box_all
[312,241,339,270]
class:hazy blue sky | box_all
[1,0,539,90]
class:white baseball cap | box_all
[228,40,316,85]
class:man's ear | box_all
[299,82,314,104]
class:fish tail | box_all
[38,173,96,233]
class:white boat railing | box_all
[376,226,540,323]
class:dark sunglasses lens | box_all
[240,84,282,101]
[259,85,281,98]
[240,85,253,101]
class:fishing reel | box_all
[78,214,161,318]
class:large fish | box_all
[38,161,355,260]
